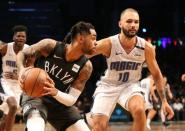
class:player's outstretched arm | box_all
[145,42,165,101]
[87,37,111,58]
[145,41,174,119]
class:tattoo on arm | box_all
[72,61,93,91]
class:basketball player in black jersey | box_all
[16,21,96,131]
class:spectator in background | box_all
[172,98,184,120]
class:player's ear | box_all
[118,20,122,28]
[76,34,84,43]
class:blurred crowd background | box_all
[0,0,185,122]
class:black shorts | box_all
[21,94,82,131]
[152,100,162,111]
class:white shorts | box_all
[144,92,153,110]
[91,82,145,118]
[0,78,22,114]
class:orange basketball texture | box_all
[21,68,47,97]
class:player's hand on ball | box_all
[18,67,28,89]
[46,74,55,85]
[42,77,57,96]
[18,67,33,88]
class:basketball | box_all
[21,67,48,98]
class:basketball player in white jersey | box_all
[140,73,156,130]
[146,75,173,130]
[140,74,154,110]
[87,8,174,131]
[0,25,29,131]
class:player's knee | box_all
[27,109,44,120]
[93,122,107,131]
[93,118,108,131]
[131,106,145,119]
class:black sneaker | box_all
[163,121,170,127]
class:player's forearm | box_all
[157,89,167,102]
[53,87,81,106]
[154,77,167,102]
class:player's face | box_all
[90,29,97,42]
[119,11,139,38]
[82,29,97,55]
[13,31,27,47]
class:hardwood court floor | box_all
[13,121,185,131]
[108,121,185,131]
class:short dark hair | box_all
[70,21,93,41]
[86,23,95,30]
[120,8,139,19]
[63,32,72,44]
[63,22,95,44]
[12,25,28,34]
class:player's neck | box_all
[119,33,137,50]
[13,43,24,54]
[65,44,83,62]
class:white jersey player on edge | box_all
[87,8,174,131]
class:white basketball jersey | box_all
[1,42,29,82]
[99,34,146,85]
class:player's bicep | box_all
[145,43,161,78]
[25,38,57,57]
[96,38,111,57]
[71,60,93,91]
[0,43,7,56]
[87,38,111,58]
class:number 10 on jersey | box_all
[118,72,129,82]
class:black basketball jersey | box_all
[35,42,88,106]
